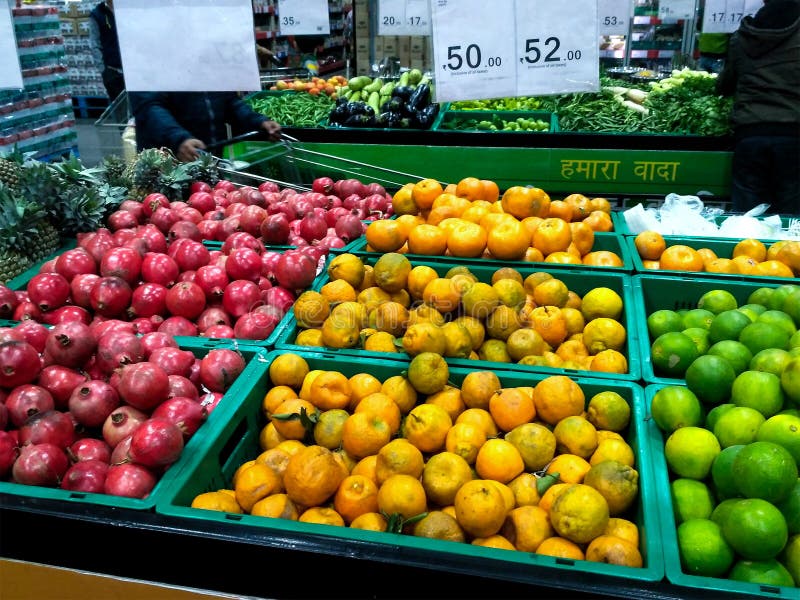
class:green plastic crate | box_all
[344,231,633,273]
[626,235,797,283]
[645,384,798,598]
[156,349,663,585]
[633,274,787,385]
[434,110,557,134]
[0,341,269,511]
[277,259,641,382]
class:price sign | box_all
[516,0,599,96]
[702,0,761,33]
[599,0,633,36]
[378,0,431,36]
[431,0,517,102]
[658,0,696,21]
[115,0,260,92]
[278,0,330,35]
[0,4,23,90]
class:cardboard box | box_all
[373,37,384,55]
[76,18,91,36]
[399,36,411,54]
[410,36,425,53]
[382,36,398,54]
[59,18,77,37]
[355,23,369,39]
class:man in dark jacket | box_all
[89,0,124,101]
[129,92,281,162]
[716,0,800,214]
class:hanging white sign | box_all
[599,0,633,36]
[658,0,696,21]
[278,0,331,35]
[702,0,762,33]
[378,0,431,36]
[0,5,23,90]
[115,0,260,92]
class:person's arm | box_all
[129,92,205,160]
[226,94,282,141]
[88,15,104,69]
[716,38,737,96]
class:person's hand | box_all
[177,138,206,162]
[261,120,282,141]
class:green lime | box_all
[739,321,791,356]
[731,370,786,419]
[665,426,722,480]
[781,533,800,585]
[671,478,716,523]
[767,285,800,312]
[733,441,798,504]
[706,403,736,431]
[729,559,795,587]
[781,357,800,406]
[709,310,753,344]
[651,386,704,433]
[740,303,768,320]
[750,348,792,377]
[647,309,685,340]
[708,340,753,375]
[758,310,798,338]
[711,498,741,528]
[682,308,715,331]
[790,330,800,350]
[721,498,789,561]
[757,413,800,464]
[713,407,766,448]
[782,290,800,328]
[748,287,775,308]
[775,479,800,535]
[790,346,800,359]
[685,354,737,405]
[698,289,739,315]
[651,332,700,378]
[682,327,711,355]
[711,445,745,501]
[677,518,735,578]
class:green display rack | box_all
[157,349,663,586]
[434,110,558,134]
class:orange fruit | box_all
[333,474,379,524]
[590,197,612,214]
[705,258,739,274]
[536,536,586,560]
[538,482,575,513]
[250,493,299,520]
[545,251,582,265]
[753,260,795,278]
[563,193,592,221]
[426,385,466,422]
[377,473,428,520]
[421,451,474,507]
[548,199,573,222]
[341,412,392,459]
[486,218,530,261]
[776,241,800,273]
[262,385,298,416]
[500,186,551,219]
[585,535,643,567]
[502,505,554,552]
[348,373,383,410]
[349,512,388,531]
[481,180,501,203]
[446,221,487,258]
[412,178,444,210]
[461,203,492,225]
[456,407,499,438]
[427,205,461,227]
[633,231,666,261]
[392,184,418,216]
[489,387,536,432]
[394,214,425,237]
[471,534,516,550]
[234,463,282,513]
[733,238,767,262]
[309,371,352,410]
[402,403,452,453]
[659,245,704,272]
[583,211,614,232]
[432,193,470,214]
[530,305,568,347]
[533,218,573,255]
[259,422,286,451]
[407,224,447,255]
[590,349,628,374]
[583,251,624,268]
[270,398,319,440]
[475,438,525,483]
[422,277,461,313]
[283,445,347,507]
[696,247,718,266]
[445,421,487,464]
[454,479,509,538]
[642,259,660,269]
[351,454,378,483]
[546,453,592,484]
[365,220,406,253]
[455,176,486,201]
[375,438,425,484]
[731,254,760,274]
[532,375,586,425]
[298,506,345,527]
[569,221,595,255]
[355,392,401,434]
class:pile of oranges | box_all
[271,75,347,97]
[290,254,630,375]
[190,352,644,568]
[634,232,800,278]
[363,177,623,267]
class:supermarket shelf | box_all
[318,59,345,75]
[629,50,676,59]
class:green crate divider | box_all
[0,341,269,511]
[433,110,557,134]
[610,210,628,234]
[626,235,797,283]
[633,274,787,386]
[156,349,662,584]
[644,384,798,598]
[5,239,77,290]
[343,231,634,273]
[277,259,641,382]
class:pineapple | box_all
[99,154,131,189]
[56,182,126,235]
[125,147,178,200]
[0,148,24,192]
[0,184,41,283]
[184,152,220,187]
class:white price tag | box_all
[658,0,696,21]
[115,0,260,92]
[431,0,517,102]
[517,0,599,96]
[378,0,431,36]
[0,5,23,90]
[599,0,632,36]
[702,0,760,33]
[278,0,330,35]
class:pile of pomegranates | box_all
[0,321,248,499]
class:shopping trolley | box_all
[94,91,135,160]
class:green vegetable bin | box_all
[342,231,633,273]
[626,235,797,283]
[645,384,798,598]
[156,350,663,588]
[0,341,270,511]
[276,258,641,382]
[633,274,786,385]
[433,110,558,133]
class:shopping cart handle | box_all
[204,130,266,152]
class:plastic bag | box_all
[622,194,718,235]
[717,204,784,239]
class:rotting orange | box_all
[500,186,551,219]
[502,505,554,552]
[731,254,760,274]
[283,445,347,507]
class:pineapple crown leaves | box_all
[49,153,105,187]
[0,184,47,252]
[55,186,107,235]
[15,161,63,215]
